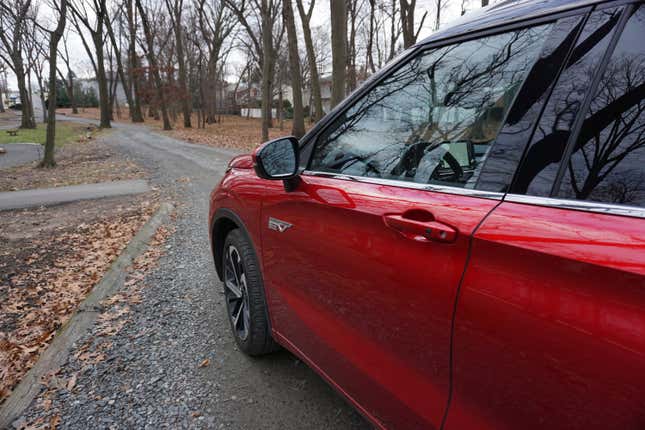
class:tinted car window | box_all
[309,25,552,188]
[510,7,624,195]
[557,6,645,207]
[475,14,587,192]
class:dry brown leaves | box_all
[0,200,159,404]
[57,108,311,153]
[0,137,146,192]
[166,115,312,152]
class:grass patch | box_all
[0,122,93,147]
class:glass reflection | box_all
[260,138,297,177]
[512,7,623,195]
[558,6,645,207]
[475,14,586,192]
[310,24,552,188]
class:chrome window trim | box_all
[505,194,645,219]
[302,170,505,200]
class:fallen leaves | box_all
[165,115,312,152]
[0,198,159,404]
[66,374,77,391]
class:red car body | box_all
[210,0,645,428]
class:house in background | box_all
[77,74,128,107]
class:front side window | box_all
[308,24,552,188]
[557,6,645,207]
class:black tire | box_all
[222,229,279,356]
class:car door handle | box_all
[383,212,458,243]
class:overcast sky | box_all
[4,0,483,92]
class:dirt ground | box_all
[0,134,146,192]
[0,195,159,404]
[57,108,313,152]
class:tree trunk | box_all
[68,74,78,114]
[296,0,323,121]
[330,0,347,108]
[278,85,283,131]
[136,0,172,130]
[282,0,305,137]
[105,15,136,123]
[260,0,273,141]
[93,33,111,128]
[367,0,376,74]
[126,0,144,122]
[347,0,357,92]
[400,0,415,48]
[27,70,35,125]
[15,60,35,128]
[42,0,66,168]
[174,9,191,128]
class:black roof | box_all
[418,0,604,45]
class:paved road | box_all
[0,179,150,211]
[0,143,42,169]
[19,119,370,429]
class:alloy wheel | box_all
[224,245,251,341]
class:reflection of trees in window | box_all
[475,14,588,193]
[310,24,550,187]
[511,7,624,196]
[558,7,645,206]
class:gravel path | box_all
[17,121,370,429]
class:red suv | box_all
[209,0,645,428]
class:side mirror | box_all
[253,136,300,180]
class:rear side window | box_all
[510,7,624,195]
[308,24,552,188]
[557,6,645,207]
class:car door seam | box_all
[439,199,504,430]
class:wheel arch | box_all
[210,208,257,281]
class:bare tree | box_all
[24,29,48,123]
[57,31,78,114]
[400,0,427,48]
[166,0,192,127]
[0,63,6,113]
[433,0,449,30]
[295,0,323,121]
[282,0,304,137]
[330,0,346,108]
[225,0,282,140]
[197,0,236,125]
[135,0,172,130]
[0,0,36,128]
[125,0,144,122]
[104,3,138,122]
[68,0,111,128]
[41,0,67,167]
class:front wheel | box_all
[222,229,279,355]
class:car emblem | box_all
[268,217,293,233]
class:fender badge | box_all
[268,217,293,233]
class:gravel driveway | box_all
[19,120,370,429]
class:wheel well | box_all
[212,217,238,280]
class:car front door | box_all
[260,23,554,429]
[445,4,645,429]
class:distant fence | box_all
[240,108,277,118]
